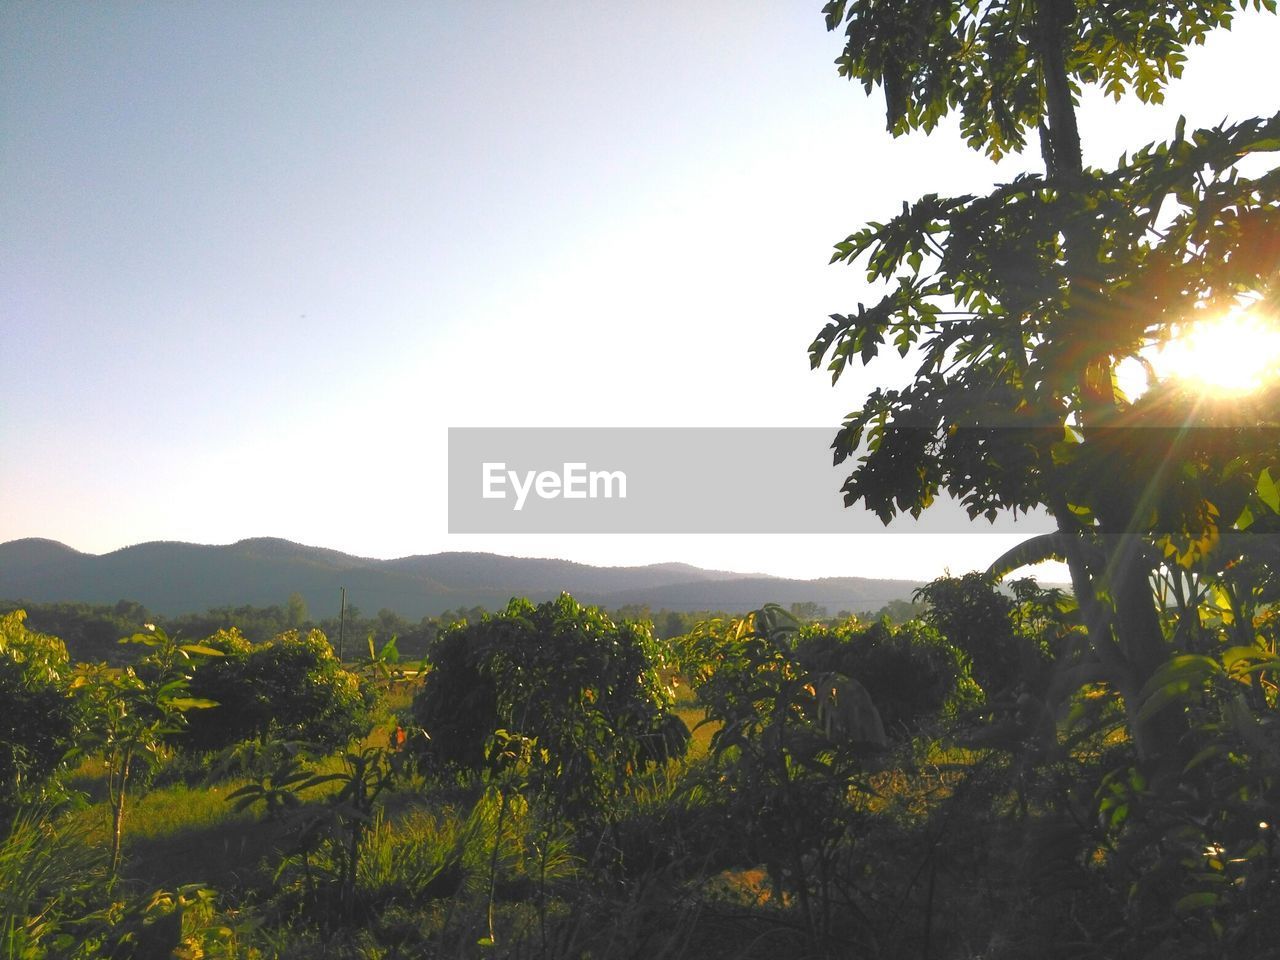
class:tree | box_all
[180,628,371,754]
[914,573,1050,696]
[678,605,890,948]
[789,601,829,622]
[793,615,982,735]
[286,592,308,628]
[0,610,79,812]
[812,0,1280,769]
[411,594,688,823]
[73,625,219,877]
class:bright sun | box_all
[1151,310,1280,396]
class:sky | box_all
[2,2,1278,581]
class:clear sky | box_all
[3,2,1277,580]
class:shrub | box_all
[914,572,1049,696]
[181,628,372,753]
[793,617,981,736]
[410,594,688,822]
[0,611,79,810]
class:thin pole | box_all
[338,586,347,661]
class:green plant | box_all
[0,807,104,959]
[812,0,1280,777]
[679,605,886,952]
[228,741,411,924]
[72,624,220,878]
[1085,646,1280,955]
[182,628,372,754]
[914,572,1051,696]
[794,616,982,735]
[411,594,689,825]
[0,611,80,813]
[72,882,257,960]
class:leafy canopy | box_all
[814,0,1280,565]
[0,610,79,810]
[824,0,1272,159]
[411,594,688,821]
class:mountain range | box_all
[0,537,923,618]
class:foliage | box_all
[1077,644,1280,956]
[0,601,153,667]
[679,605,887,948]
[0,806,104,958]
[913,572,1053,696]
[0,611,80,813]
[226,741,402,922]
[71,624,220,877]
[411,594,688,822]
[2,598,468,665]
[3,3,1277,953]
[181,628,372,754]
[793,615,982,734]
[810,4,1280,949]
[68,882,256,960]
[813,0,1280,773]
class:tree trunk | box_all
[109,750,131,879]
[1034,0,1185,769]
[486,789,509,946]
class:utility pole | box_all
[338,586,347,661]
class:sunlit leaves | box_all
[823,0,1268,159]
[814,112,1280,551]
[411,594,685,822]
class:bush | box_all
[181,628,372,753]
[914,573,1049,696]
[0,611,80,810]
[411,594,688,821]
[794,617,981,735]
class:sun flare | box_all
[1152,310,1280,396]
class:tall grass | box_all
[1,807,104,959]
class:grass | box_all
[59,774,275,889]
[38,682,743,954]
[673,676,719,760]
[56,700,428,893]
[677,704,718,760]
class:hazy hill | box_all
[0,537,922,619]
[382,552,749,595]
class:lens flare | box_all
[1154,310,1280,396]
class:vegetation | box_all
[0,546,1274,957]
[180,628,371,754]
[72,625,221,877]
[411,595,689,823]
[1,2,1278,957]
[812,0,1280,774]
[0,611,79,814]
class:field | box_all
[5,578,1280,959]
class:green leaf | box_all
[1135,655,1222,723]
[165,697,219,710]
[986,532,1068,580]
[1222,645,1268,671]
[180,644,225,657]
[1182,744,1225,774]
[379,636,400,663]
[1175,891,1219,913]
[1258,468,1279,513]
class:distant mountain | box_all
[0,537,922,619]
[382,552,749,596]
